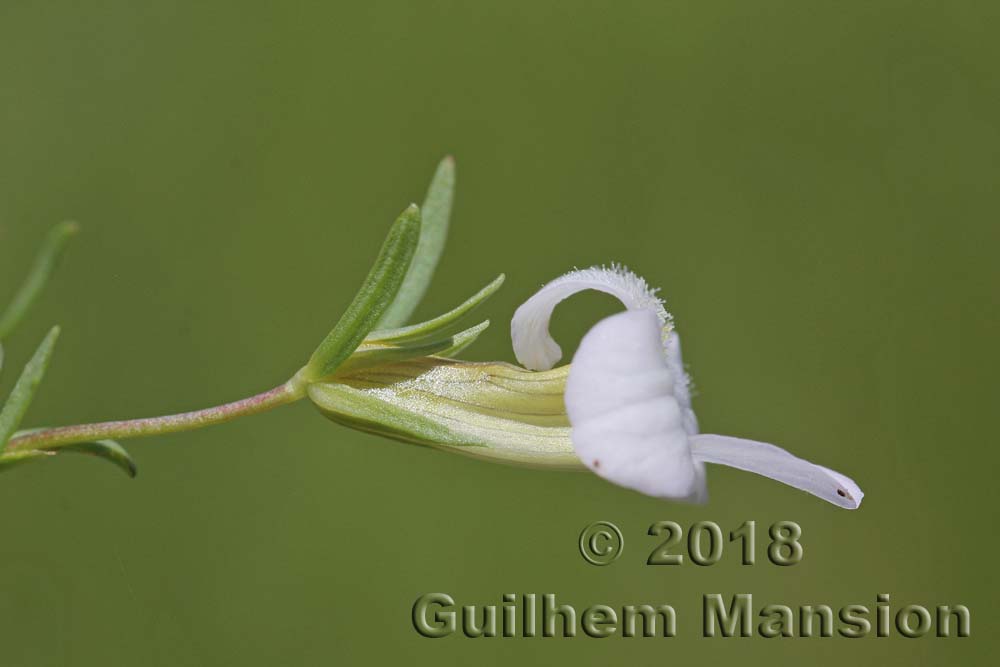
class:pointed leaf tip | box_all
[368,273,505,344]
[335,319,492,375]
[1,434,138,478]
[0,222,78,340]
[0,326,60,448]
[62,439,138,478]
[439,319,490,357]
[378,157,456,328]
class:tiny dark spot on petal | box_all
[837,489,847,497]
[593,459,600,468]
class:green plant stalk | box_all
[5,375,307,453]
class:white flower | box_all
[512,265,863,509]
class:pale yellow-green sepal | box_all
[308,357,583,470]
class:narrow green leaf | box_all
[0,222,78,340]
[304,205,421,380]
[438,320,490,358]
[0,436,137,478]
[0,327,60,448]
[335,320,490,375]
[60,440,138,478]
[367,274,504,343]
[378,157,455,328]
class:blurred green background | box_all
[1,1,997,664]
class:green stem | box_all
[5,374,307,452]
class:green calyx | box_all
[308,358,581,470]
[297,158,579,470]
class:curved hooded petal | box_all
[689,434,863,509]
[511,265,673,371]
[565,309,706,501]
[511,264,694,428]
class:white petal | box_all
[511,265,672,371]
[664,333,697,435]
[689,434,864,509]
[565,310,705,501]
